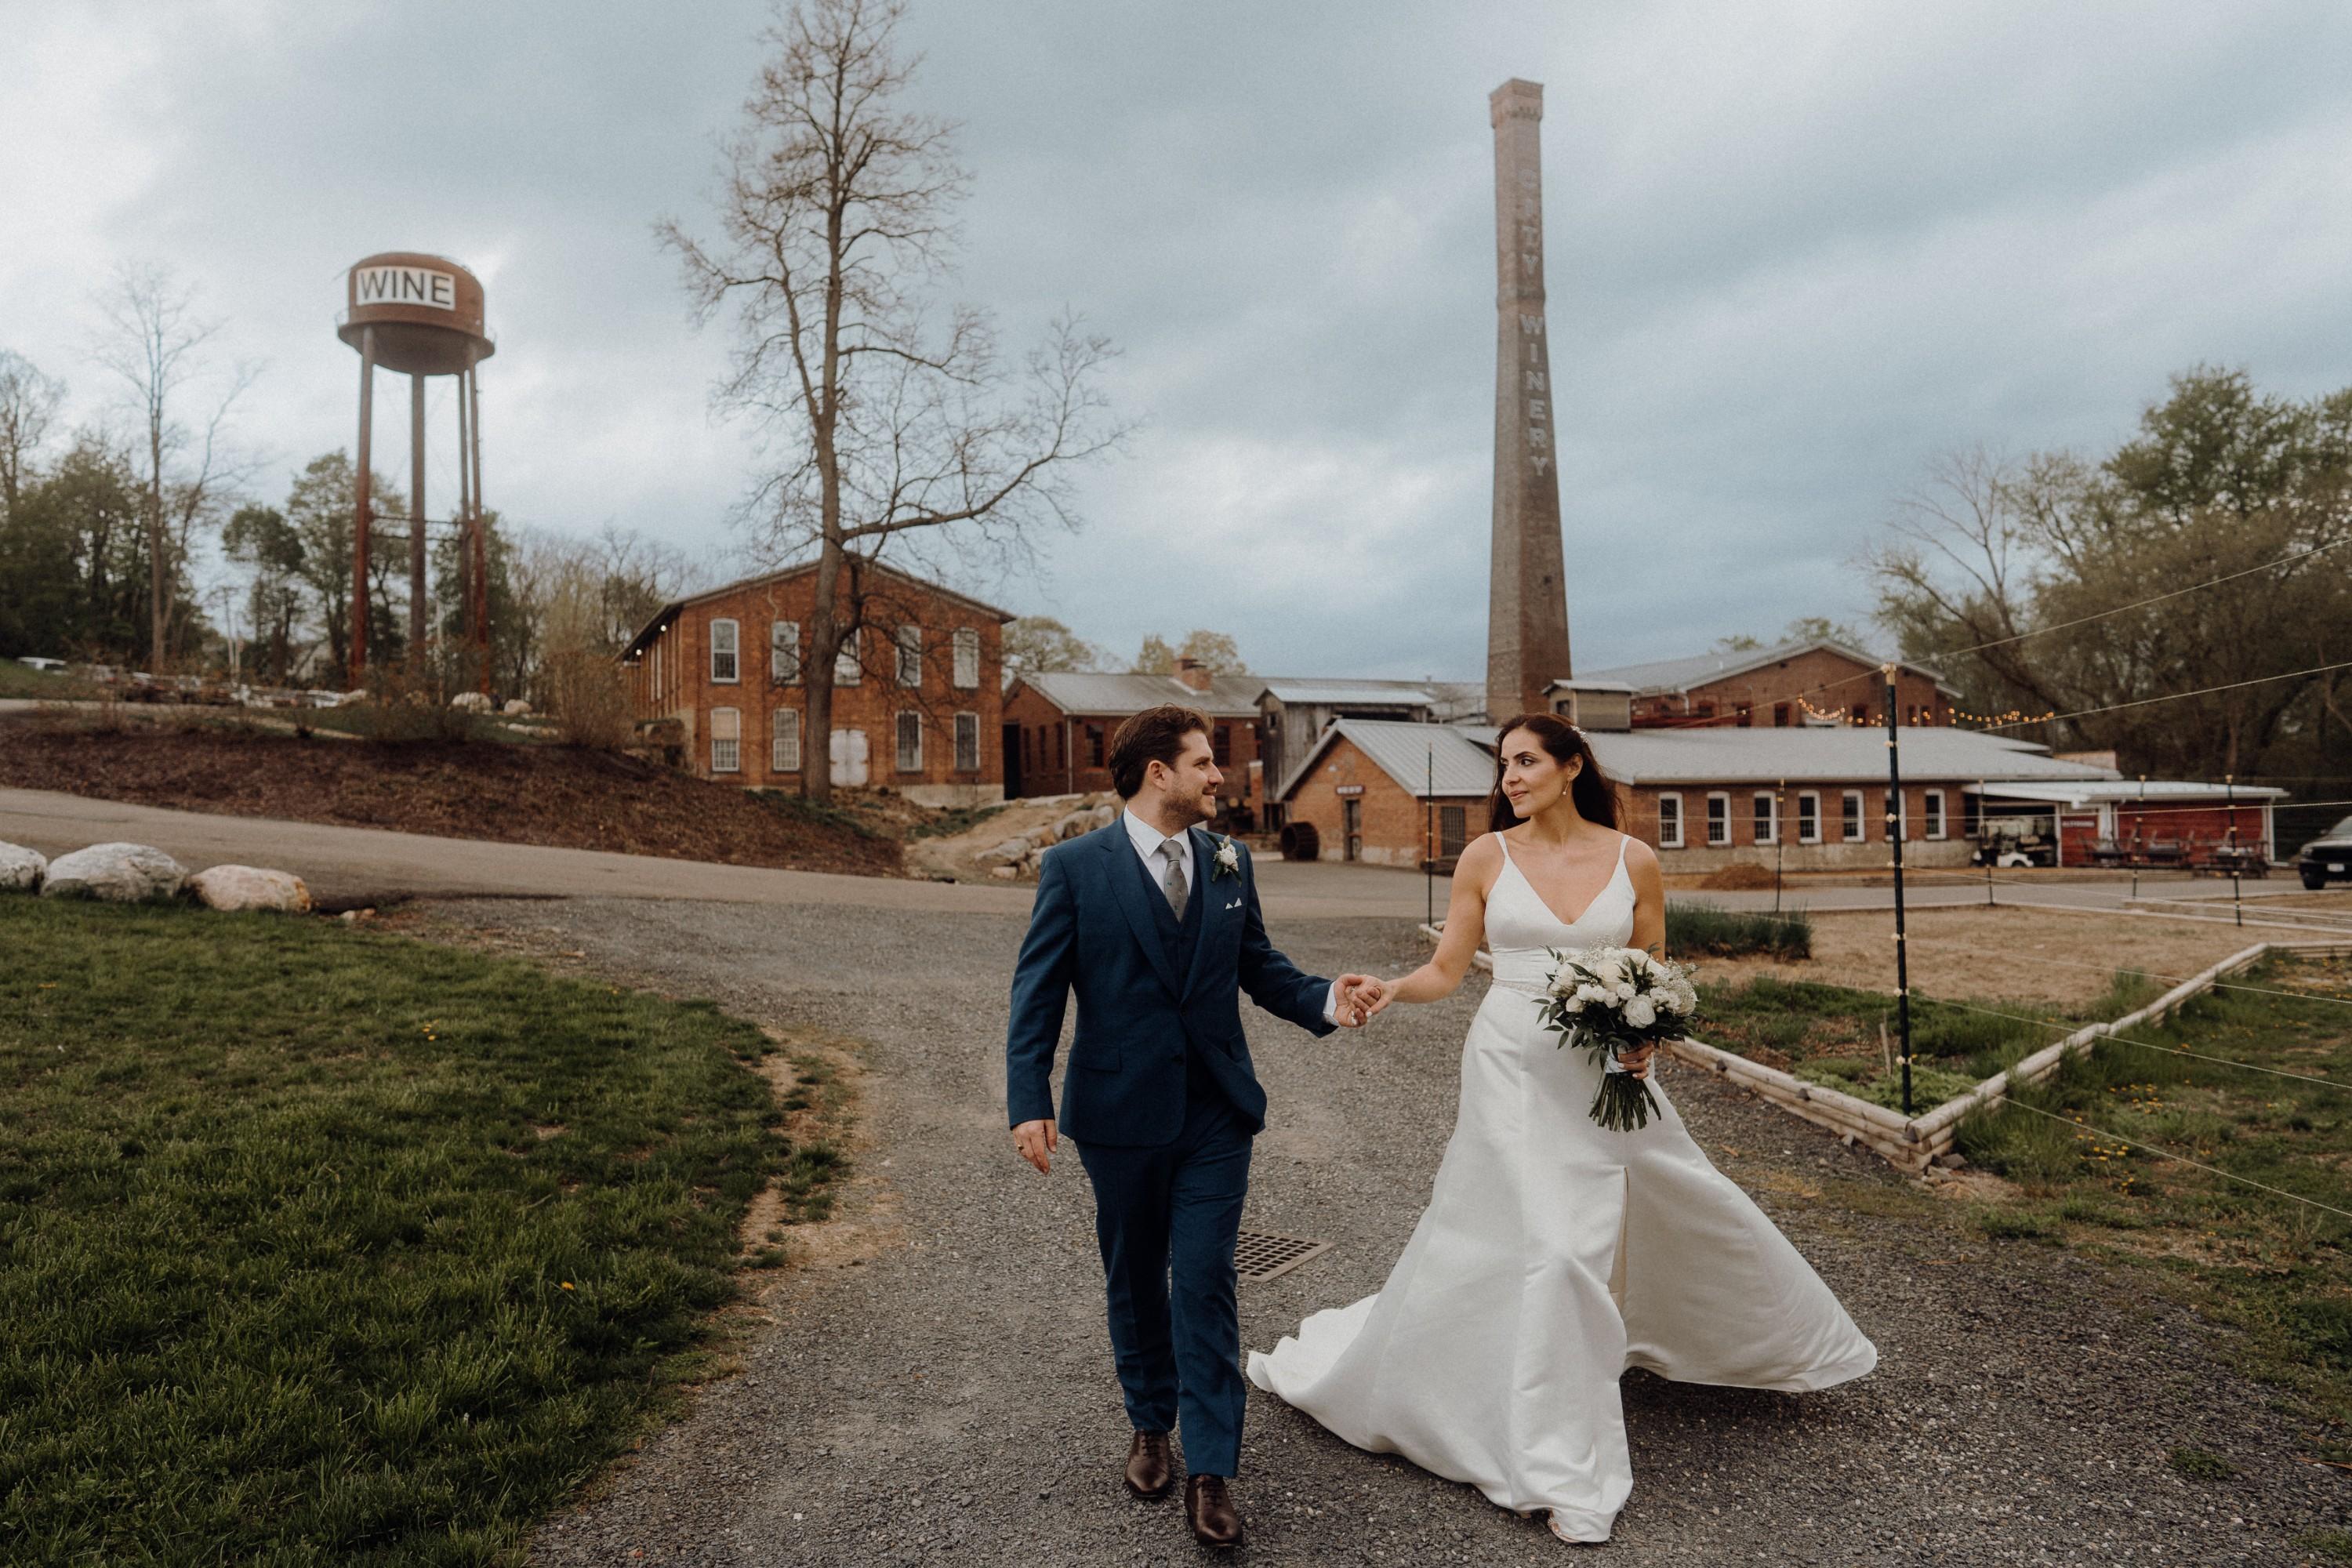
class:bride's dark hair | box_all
[1486,713,1620,833]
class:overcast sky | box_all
[6,0,2349,681]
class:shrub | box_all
[540,648,634,750]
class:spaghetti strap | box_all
[1614,833,1629,870]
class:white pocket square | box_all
[1224,898,1242,910]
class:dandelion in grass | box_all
[1539,944,1700,1132]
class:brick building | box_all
[1576,637,1962,730]
[1002,664,1265,808]
[1275,717,2164,871]
[620,559,1012,807]
[1973,779,2283,867]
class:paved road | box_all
[6,786,2343,933]
[482,898,2343,1567]
[0,787,1432,919]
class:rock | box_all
[988,865,1019,880]
[189,865,313,913]
[450,691,493,713]
[40,842,187,903]
[0,841,46,893]
[1051,809,1100,843]
[975,836,1036,867]
[1933,1152,1969,1170]
[502,698,532,717]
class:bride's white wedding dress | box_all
[1248,831,1876,1542]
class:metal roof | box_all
[1581,637,1963,699]
[1013,670,1264,717]
[1277,719,1498,800]
[1972,779,2287,806]
[1257,681,1436,706]
[1545,677,1635,691]
[1281,717,2128,800]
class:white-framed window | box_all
[1752,790,1777,845]
[834,630,861,686]
[895,625,923,687]
[1925,789,1946,840]
[895,710,922,772]
[710,706,741,773]
[771,707,801,773]
[771,620,800,684]
[1657,792,1683,849]
[1842,789,1865,842]
[710,619,739,684]
[1706,792,1731,846]
[954,710,980,771]
[1797,791,1821,844]
[952,626,980,690]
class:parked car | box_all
[2296,815,2352,890]
[15,655,66,673]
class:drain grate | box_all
[1233,1230,1332,1283]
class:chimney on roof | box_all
[1173,657,1213,693]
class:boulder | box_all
[189,865,313,913]
[502,698,532,717]
[450,691,493,713]
[0,841,46,893]
[975,835,1036,867]
[41,842,187,903]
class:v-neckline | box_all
[1499,833,1624,931]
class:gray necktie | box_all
[1158,839,1188,922]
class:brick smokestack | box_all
[1486,78,1574,720]
[1173,657,1213,693]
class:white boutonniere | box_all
[1210,835,1241,881]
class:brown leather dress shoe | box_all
[1185,1473,1243,1549]
[1123,1430,1173,1499]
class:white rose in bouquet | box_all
[1537,943,1703,1132]
[1623,994,1657,1029]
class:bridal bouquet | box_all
[1539,946,1700,1132]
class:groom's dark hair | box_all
[1109,703,1211,798]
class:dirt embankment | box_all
[0,725,902,877]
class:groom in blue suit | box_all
[1007,703,1380,1550]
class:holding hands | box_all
[1333,973,1390,1027]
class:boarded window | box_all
[955,711,980,772]
[771,708,801,773]
[835,632,862,686]
[710,707,741,773]
[710,619,739,683]
[1439,804,1468,857]
[896,626,922,687]
[1657,793,1683,848]
[896,710,922,772]
[771,620,800,684]
[952,627,980,689]
[1707,793,1730,846]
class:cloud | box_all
[4,0,2348,681]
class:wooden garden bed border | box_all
[1419,924,2352,1175]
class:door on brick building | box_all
[1003,724,1023,798]
[829,728,869,786]
[1343,798,1362,862]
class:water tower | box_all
[338,252,495,689]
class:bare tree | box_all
[659,0,1123,801]
[91,263,260,670]
[0,350,66,521]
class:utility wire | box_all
[1992,1097,2352,1221]
[1923,996,2337,1087]
[1980,661,2352,732]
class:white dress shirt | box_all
[1121,808,1344,1024]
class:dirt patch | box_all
[1695,902,2286,1008]
[0,724,901,877]
[902,791,1112,883]
[1697,862,1780,891]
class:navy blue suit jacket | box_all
[1006,820,1335,1147]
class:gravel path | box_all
[434,896,2352,1566]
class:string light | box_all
[1951,703,2058,728]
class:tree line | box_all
[1871,367,2352,785]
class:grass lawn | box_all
[0,662,106,701]
[0,898,810,1565]
[1693,967,2164,1112]
[1953,952,2352,1461]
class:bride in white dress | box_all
[1248,713,1876,1544]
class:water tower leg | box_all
[353,326,375,688]
[470,361,488,696]
[455,353,474,685]
[409,372,427,673]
